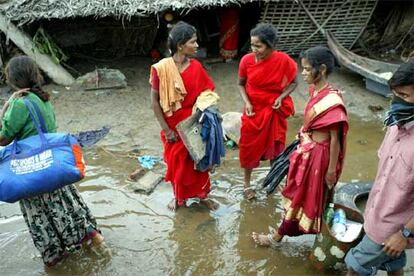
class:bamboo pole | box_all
[296,0,326,36]
[0,13,74,86]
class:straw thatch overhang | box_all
[0,0,255,25]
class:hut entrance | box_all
[36,16,158,60]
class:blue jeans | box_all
[345,234,406,276]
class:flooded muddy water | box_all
[0,58,413,275]
[3,117,412,275]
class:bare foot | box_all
[92,233,105,247]
[251,231,283,247]
[89,234,112,260]
[167,199,179,211]
[200,198,219,210]
[81,230,104,249]
[244,187,256,200]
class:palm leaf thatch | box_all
[0,0,254,25]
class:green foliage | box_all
[32,27,68,64]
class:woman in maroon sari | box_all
[238,23,298,200]
[252,46,348,245]
[150,22,219,211]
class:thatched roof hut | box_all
[0,0,254,25]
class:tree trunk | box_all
[0,14,74,86]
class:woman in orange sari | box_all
[252,46,348,245]
[150,22,219,211]
[238,23,298,200]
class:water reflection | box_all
[169,209,220,275]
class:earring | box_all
[178,47,183,51]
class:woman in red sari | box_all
[151,22,219,211]
[252,46,349,246]
[219,7,240,61]
[238,23,298,200]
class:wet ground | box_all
[0,57,413,275]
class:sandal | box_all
[244,187,256,200]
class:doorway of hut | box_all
[150,2,262,63]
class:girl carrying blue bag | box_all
[0,56,105,266]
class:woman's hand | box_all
[3,90,28,109]
[325,171,336,189]
[245,102,255,116]
[1,89,29,127]
[272,97,283,110]
[164,129,178,144]
[7,89,29,103]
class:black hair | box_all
[388,60,414,89]
[300,46,339,77]
[5,55,49,101]
[167,21,197,55]
[250,23,278,49]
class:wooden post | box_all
[0,13,74,86]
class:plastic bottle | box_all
[324,203,335,226]
[225,140,236,149]
[331,208,347,236]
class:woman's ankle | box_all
[273,232,283,242]
[92,233,104,246]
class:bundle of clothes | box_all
[177,91,225,172]
[197,105,225,171]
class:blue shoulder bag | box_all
[0,99,85,203]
